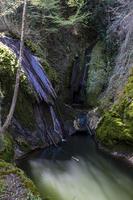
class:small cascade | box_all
[70,48,92,105]
[0,36,56,104]
[50,106,63,139]
[0,36,63,144]
[70,55,81,104]
[80,48,91,95]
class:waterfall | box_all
[0,36,63,142]
[70,49,91,105]
[0,36,56,104]
[50,106,63,139]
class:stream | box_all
[18,134,133,200]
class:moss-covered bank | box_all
[0,160,42,200]
[0,133,14,162]
[96,69,133,148]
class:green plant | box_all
[29,0,89,33]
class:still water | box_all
[18,135,133,200]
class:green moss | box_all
[0,133,14,162]
[25,39,44,57]
[15,92,36,131]
[44,62,60,88]
[0,44,33,97]
[0,42,36,131]
[0,177,6,194]
[86,41,111,107]
[96,112,132,147]
[15,136,32,152]
[96,70,133,148]
[0,160,42,199]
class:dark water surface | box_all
[18,135,133,200]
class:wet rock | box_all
[73,113,88,132]
[0,39,64,157]
[87,108,102,132]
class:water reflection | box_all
[19,135,133,200]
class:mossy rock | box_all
[0,42,36,131]
[96,69,133,148]
[86,41,111,107]
[0,43,34,97]
[0,160,42,199]
[0,133,14,162]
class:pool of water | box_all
[18,134,133,200]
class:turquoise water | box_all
[19,135,133,200]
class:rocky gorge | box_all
[0,0,133,199]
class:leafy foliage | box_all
[0,0,23,16]
[67,0,85,8]
[29,0,89,33]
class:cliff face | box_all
[0,1,96,158]
[101,0,133,106]
[0,0,133,155]
[92,0,133,150]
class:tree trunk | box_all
[0,0,27,135]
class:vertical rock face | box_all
[0,17,8,32]
[94,0,133,149]
[70,47,92,105]
[100,0,133,106]
[96,69,133,147]
[1,0,133,152]
[0,36,64,157]
[86,41,111,107]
